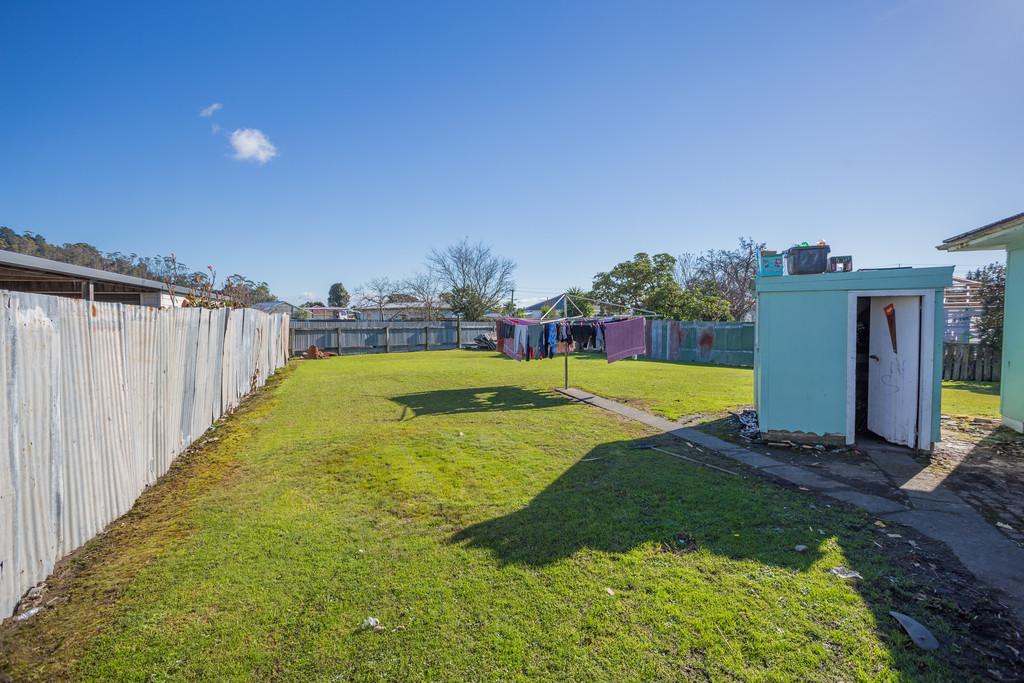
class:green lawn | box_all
[1,351,979,680]
[941,380,1001,418]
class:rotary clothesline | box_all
[495,293,651,389]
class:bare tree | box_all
[678,237,764,320]
[355,276,398,321]
[403,271,444,321]
[426,238,516,320]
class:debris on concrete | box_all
[736,410,760,439]
[889,611,940,650]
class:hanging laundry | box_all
[604,317,646,363]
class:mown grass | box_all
[941,380,1001,418]
[2,351,977,681]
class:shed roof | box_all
[937,211,1024,252]
[754,266,953,293]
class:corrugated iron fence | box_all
[1,291,288,617]
[647,320,754,366]
[289,320,494,356]
[942,342,1001,381]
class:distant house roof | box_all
[251,301,296,313]
[523,294,565,311]
[351,301,452,311]
[938,211,1024,252]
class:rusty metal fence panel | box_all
[648,320,755,367]
[0,291,288,617]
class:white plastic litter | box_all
[829,566,863,580]
[361,617,380,630]
[890,611,940,650]
[15,607,40,622]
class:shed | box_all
[938,211,1024,433]
[754,267,953,450]
[0,248,181,307]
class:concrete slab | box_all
[826,490,909,515]
[759,464,848,492]
[867,451,925,484]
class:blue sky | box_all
[2,1,1021,305]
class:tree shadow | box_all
[446,434,1005,677]
[450,435,829,570]
[943,380,1000,397]
[391,386,566,418]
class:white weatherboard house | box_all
[939,211,1024,433]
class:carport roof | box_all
[0,248,173,292]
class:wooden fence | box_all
[942,342,1001,382]
[288,320,494,356]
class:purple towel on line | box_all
[604,317,646,363]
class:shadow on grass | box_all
[448,434,983,678]
[450,435,831,571]
[392,386,565,418]
[943,380,1000,396]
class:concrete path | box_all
[557,387,1024,623]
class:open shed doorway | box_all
[848,292,935,450]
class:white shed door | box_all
[867,296,921,447]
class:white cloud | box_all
[200,102,222,117]
[230,128,278,164]
[211,123,221,133]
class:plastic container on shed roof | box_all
[785,245,831,275]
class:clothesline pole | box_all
[563,296,569,389]
[564,334,569,389]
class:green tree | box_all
[591,253,676,310]
[967,262,1005,351]
[291,307,311,320]
[301,300,325,308]
[564,287,594,317]
[328,282,350,307]
[646,281,733,321]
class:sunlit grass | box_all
[3,352,971,681]
[942,380,1001,418]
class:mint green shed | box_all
[753,267,953,450]
[939,212,1024,433]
